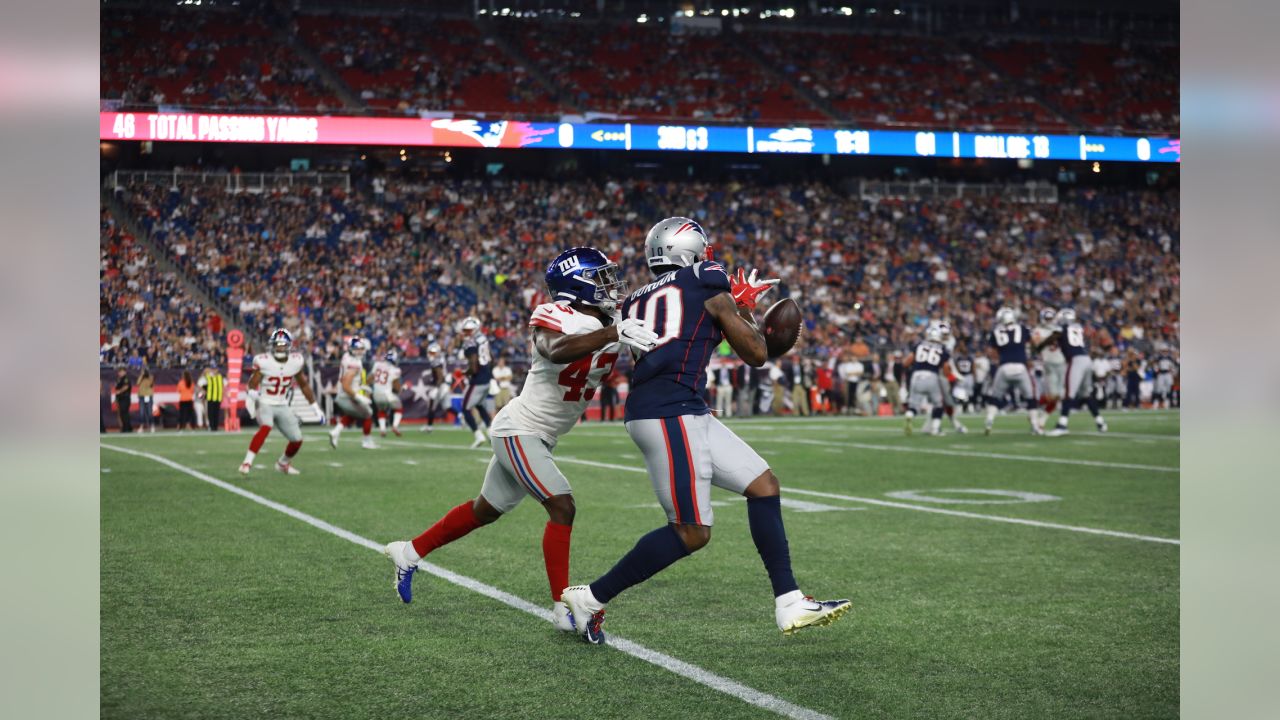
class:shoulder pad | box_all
[691,260,731,291]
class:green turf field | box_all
[100,410,1179,719]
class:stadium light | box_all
[840,6,853,15]
[637,14,648,22]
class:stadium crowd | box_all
[100,7,1178,135]
[99,207,224,369]
[108,173,1179,400]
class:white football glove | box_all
[616,317,660,352]
[245,389,259,420]
[309,402,325,425]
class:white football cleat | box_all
[552,601,577,632]
[362,437,379,450]
[1096,419,1109,433]
[953,422,969,434]
[238,462,252,476]
[419,424,433,433]
[328,427,340,449]
[383,541,418,604]
[776,594,853,636]
[275,460,300,475]
[469,429,488,449]
[1047,427,1070,437]
[561,585,607,644]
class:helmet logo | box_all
[557,255,582,273]
[673,222,699,236]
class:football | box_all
[762,297,802,358]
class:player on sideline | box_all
[372,350,404,437]
[983,307,1045,435]
[383,248,658,629]
[561,217,851,645]
[1152,348,1177,409]
[1031,307,1066,429]
[1039,308,1109,435]
[457,317,495,448]
[904,325,955,436]
[418,342,452,432]
[328,337,378,450]
[239,329,324,475]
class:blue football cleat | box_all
[561,585,607,645]
[383,541,418,603]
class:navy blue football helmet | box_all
[545,247,625,310]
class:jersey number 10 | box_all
[626,286,683,349]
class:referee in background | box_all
[203,365,226,432]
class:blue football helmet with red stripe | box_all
[545,247,625,311]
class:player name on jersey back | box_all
[490,302,620,445]
[254,353,304,405]
[622,261,731,421]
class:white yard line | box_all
[758,436,1178,474]
[507,455,1178,545]
[100,443,835,720]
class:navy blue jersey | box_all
[623,261,732,421]
[990,323,1030,364]
[953,356,974,375]
[910,341,950,375]
[1056,322,1088,359]
[462,334,493,383]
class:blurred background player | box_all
[1152,347,1178,409]
[984,307,1044,435]
[1032,307,1067,424]
[372,349,404,437]
[561,217,850,645]
[240,329,323,475]
[418,341,451,432]
[952,350,976,414]
[1040,308,1109,436]
[383,247,658,630]
[329,336,377,449]
[929,320,968,434]
[904,326,953,436]
[457,316,494,448]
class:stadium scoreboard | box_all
[102,112,1180,163]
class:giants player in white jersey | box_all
[372,350,404,437]
[417,341,452,432]
[383,247,658,630]
[1031,307,1066,430]
[329,337,378,449]
[239,329,324,475]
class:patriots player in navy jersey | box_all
[983,308,1046,435]
[562,217,851,644]
[904,326,954,436]
[457,317,494,448]
[1035,308,1108,435]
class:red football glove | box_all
[731,268,780,310]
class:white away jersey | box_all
[1033,324,1066,365]
[253,352,305,406]
[489,303,621,446]
[371,360,401,392]
[338,352,367,397]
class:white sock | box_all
[402,541,422,565]
[393,412,402,429]
[378,416,387,431]
[332,424,343,434]
[984,405,997,427]
[242,450,256,465]
[775,589,805,608]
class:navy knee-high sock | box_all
[462,409,479,431]
[474,403,491,428]
[590,525,691,604]
[747,495,799,597]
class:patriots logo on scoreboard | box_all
[429,119,510,148]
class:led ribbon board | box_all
[102,112,1181,163]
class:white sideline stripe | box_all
[487,455,1178,545]
[783,488,1180,545]
[99,443,834,720]
[762,436,1178,474]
